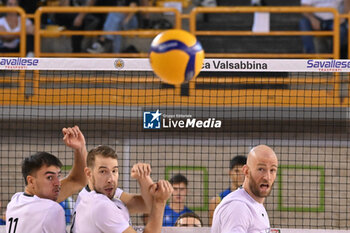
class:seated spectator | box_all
[87,0,143,53]
[0,0,34,56]
[55,0,115,53]
[163,173,193,226]
[300,0,349,58]
[209,155,247,225]
[55,0,85,53]
[175,212,203,227]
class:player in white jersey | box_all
[74,145,173,233]
[6,126,88,233]
[211,145,278,233]
[70,184,134,232]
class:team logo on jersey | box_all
[143,110,162,129]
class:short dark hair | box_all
[229,155,247,170]
[175,212,203,227]
[87,145,118,168]
[22,152,63,185]
[169,173,188,186]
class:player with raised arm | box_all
[70,160,155,232]
[211,145,278,233]
[74,145,173,233]
[6,126,87,233]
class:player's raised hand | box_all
[62,126,86,150]
[149,180,173,202]
[131,163,151,179]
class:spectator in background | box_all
[163,173,193,226]
[72,0,115,30]
[55,0,86,53]
[300,0,350,58]
[208,155,247,225]
[55,0,115,53]
[87,0,148,53]
[0,0,34,56]
[175,212,203,227]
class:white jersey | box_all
[70,187,124,233]
[211,188,270,233]
[301,0,343,20]
[0,16,32,49]
[74,189,130,233]
[6,192,66,233]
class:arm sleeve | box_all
[219,201,252,233]
[114,188,123,199]
[42,203,66,233]
[93,200,130,233]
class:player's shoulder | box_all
[85,191,112,208]
[218,189,253,209]
[183,206,193,213]
[216,194,252,221]
[9,192,60,206]
[78,186,90,197]
[34,196,64,214]
[9,192,23,201]
[7,192,63,217]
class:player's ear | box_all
[84,167,91,178]
[242,164,249,176]
[26,175,34,187]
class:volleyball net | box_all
[0,58,350,231]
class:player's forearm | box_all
[138,176,153,212]
[69,146,88,184]
[57,147,87,202]
[143,200,166,233]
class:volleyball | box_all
[149,29,205,85]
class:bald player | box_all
[211,145,278,233]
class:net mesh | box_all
[0,58,350,230]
